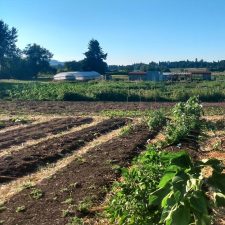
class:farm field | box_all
[1,78,225,102]
[0,98,224,225]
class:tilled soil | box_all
[0,101,174,115]
[0,119,33,130]
[0,124,158,225]
[0,117,93,150]
[0,101,224,115]
[0,118,127,183]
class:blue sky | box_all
[1,0,225,64]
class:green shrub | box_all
[106,147,172,225]
[146,110,166,131]
[165,96,203,145]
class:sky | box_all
[1,0,225,65]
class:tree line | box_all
[0,20,108,79]
[108,59,225,73]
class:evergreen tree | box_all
[82,39,108,74]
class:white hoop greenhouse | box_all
[53,71,101,81]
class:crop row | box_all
[1,80,225,102]
[107,97,225,225]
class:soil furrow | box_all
[0,124,158,225]
[0,120,33,130]
[0,117,93,150]
[0,118,127,184]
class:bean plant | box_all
[165,96,203,145]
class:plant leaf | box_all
[214,192,225,207]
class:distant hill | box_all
[50,60,65,67]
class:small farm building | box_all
[128,68,211,81]
[54,71,101,81]
[128,71,163,81]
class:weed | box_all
[120,124,133,136]
[77,198,92,214]
[30,188,43,200]
[60,187,69,193]
[62,208,73,218]
[62,198,73,204]
[16,205,26,213]
[22,182,34,190]
[66,216,83,225]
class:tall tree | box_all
[23,44,53,79]
[82,39,107,74]
[0,20,19,78]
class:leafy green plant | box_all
[107,149,225,225]
[148,151,225,225]
[106,147,173,224]
[165,96,203,145]
[30,188,43,200]
[146,110,166,131]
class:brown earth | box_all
[0,101,225,115]
[0,124,159,225]
[0,118,127,184]
[0,117,93,150]
[0,119,33,130]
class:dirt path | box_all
[0,118,127,183]
[0,124,160,225]
[0,117,93,150]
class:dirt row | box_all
[0,119,33,130]
[0,124,158,225]
[0,117,93,150]
[0,118,128,184]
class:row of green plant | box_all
[2,80,225,101]
[107,149,225,225]
[106,97,225,225]
[146,96,203,145]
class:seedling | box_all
[66,216,83,225]
[77,198,92,214]
[22,182,34,190]
[16,205,26,213]
[61,198,73,204]
[30,188,43,200]
[62,209,70,217]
